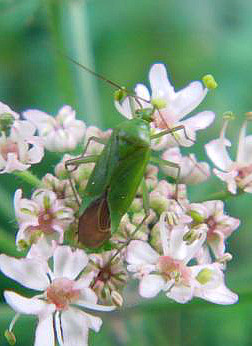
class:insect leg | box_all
[150,124,194,145]
[79,136,107,159]
[150,155,181,200]
[65,155,99,207]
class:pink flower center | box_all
[46,278,80,310]
[237,165,252,180]
[1,140,19,161]
[38,210,55,234]
[158,256,191,284]
[92,265,112,291]
[206,216,217,239]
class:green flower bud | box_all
[189,210,204,224]
[0,113,15,136]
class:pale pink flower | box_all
[23,105,86,152]
[87,251,128,306]
[162,147,210,184]
[189,200,240,260]
[0,246,115,346]
[126,213,237,304]
[115,64,215,147]
[0,103,44,173]
[14,189,75,251]
[205,117,252,194]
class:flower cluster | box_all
[0,62,246,346]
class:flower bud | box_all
[150,192,169,214]
[0,113,15,136]
[111,290,123,307]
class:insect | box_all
[65,59,185,249]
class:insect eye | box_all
[135,108,154,122]
[114,87,128,103]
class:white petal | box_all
[169,225,206,263]
[182,111,215,131]
[4,153,30,172]
[53,246,88,280]
[172,82,207,120]
[139,274,166,298]
[239,135,252,164]
[149,64,175,99]
[74,273,95,290]
[194,283,238,305]
[84,312,103,332]
[60,309,89,346]
[126,240,159,265]
[76,287,98,305]
[4,291,53,315]
[0,255,49,290]
[167,284,194,303]
[35,314,55,346]
[236,120,247,163]
[135,84,151,108]
[76,300,116,312]
[205,139,233,171]
[114,99,133,119]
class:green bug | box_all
[65,61,184,249]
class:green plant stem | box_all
[195,188,244,203]
[46,0,102,126]
[65,0,102,126]
[14,171,42,188]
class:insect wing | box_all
[108,147,150,233]
[79,131,120,214]
[78,195,111,248]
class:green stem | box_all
[194,188,244,203]
[14,171,42,188]
[64,0,102,126]
[46,0,102,126]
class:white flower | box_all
[115,64,215,147]
[205,117,252,194]
[126,213,238,305]
[0,103,44,173]
[14,189,75,251]
[0,246,115,346]
[189,200,240,260]
[161,147,210,184]
[23,105,86,152]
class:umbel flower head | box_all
[23,105,86,152]
[0,246,115,346]
[126,213,238,304]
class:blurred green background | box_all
[0,0,252,345]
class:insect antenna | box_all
[60,52,153,107]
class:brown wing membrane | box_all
[78,194,111,248]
